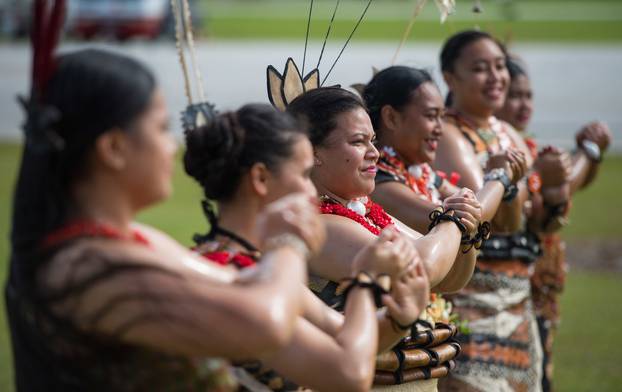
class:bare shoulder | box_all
[41,238,157,292]
[438,121,473,154]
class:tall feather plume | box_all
[31,0,66,99]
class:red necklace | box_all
[377,147,437,203]
[197,249,258,269]
[42,220,150,248]
[319,196,393,235]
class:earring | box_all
[314,157,322,166]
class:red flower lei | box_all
[42,220,150,248]
[378,149,437,202]
[319,197,393,235]
[197,249,258,269]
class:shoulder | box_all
[40,238,154,294]
[439,120,473,152]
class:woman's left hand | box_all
[443,188,482,235]
[382,257,430,328]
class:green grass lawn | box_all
[199,0,622,42]
[0,142,621,390]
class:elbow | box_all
[262,302,298,351]
[336,361,375,392]
[245,298,298,355]
[434,275,470,293]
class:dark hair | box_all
[11,49,156,258]
[363,66,434,131]
[286,87,366,147]
[440,30,506,106]
[506,56,527,81]
[183,103,305,202]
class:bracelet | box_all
[483,168,518,202]
[579,140,602,163]
[340,271,390,308]
[428,207,467,235]
[460,221,491,253]
[264,233,310,260]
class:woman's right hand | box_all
[486,147,528,184]
[533,146,572,187]
[576,121,612,152]
[443,188,482,235]
[351,227,416,278]
[255,193,326,256]
[383,259,430,329]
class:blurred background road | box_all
[1,40,621,151]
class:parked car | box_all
[71,0,201,41]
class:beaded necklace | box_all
[445,109,514,168]
[377,146,442,204]
[319,195,393,235]
[43,220,150,248]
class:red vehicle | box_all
[71,0,199,40]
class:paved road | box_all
[1,40,621,151]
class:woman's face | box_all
[313,107,379,200]
[264,136,317,203]
[123,88,177,209]
[497,74,533,131]
[392,81,444,165]
[445,38,509,114]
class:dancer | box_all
[496,56,612,391]
[363,65,527,271]
[184,103,431,391]
[278,86,478,391]
[432,30,551,392]
[5,2,331,388]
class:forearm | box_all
[432,247,476,293]
[491,183,527,233]
[376,310,410,352]
[413,222,461,286]
[475,180,505,221]
[302,287,343,336]
[267,288,378,392]
[569,150,599,193]
[247,247,309,341]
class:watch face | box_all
[581,140,601,160]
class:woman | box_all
[496,57,612,392]
[363,65,527,268]
[432,30,574,392]
[183,103,431,391]
[285,87,480,391]
[5,47,337,391]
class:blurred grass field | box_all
[199,0,622,42]
[0,142,621,390]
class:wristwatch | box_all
[580,139,602,163]
[483,168,518,201]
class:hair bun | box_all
[183,111,245,200]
